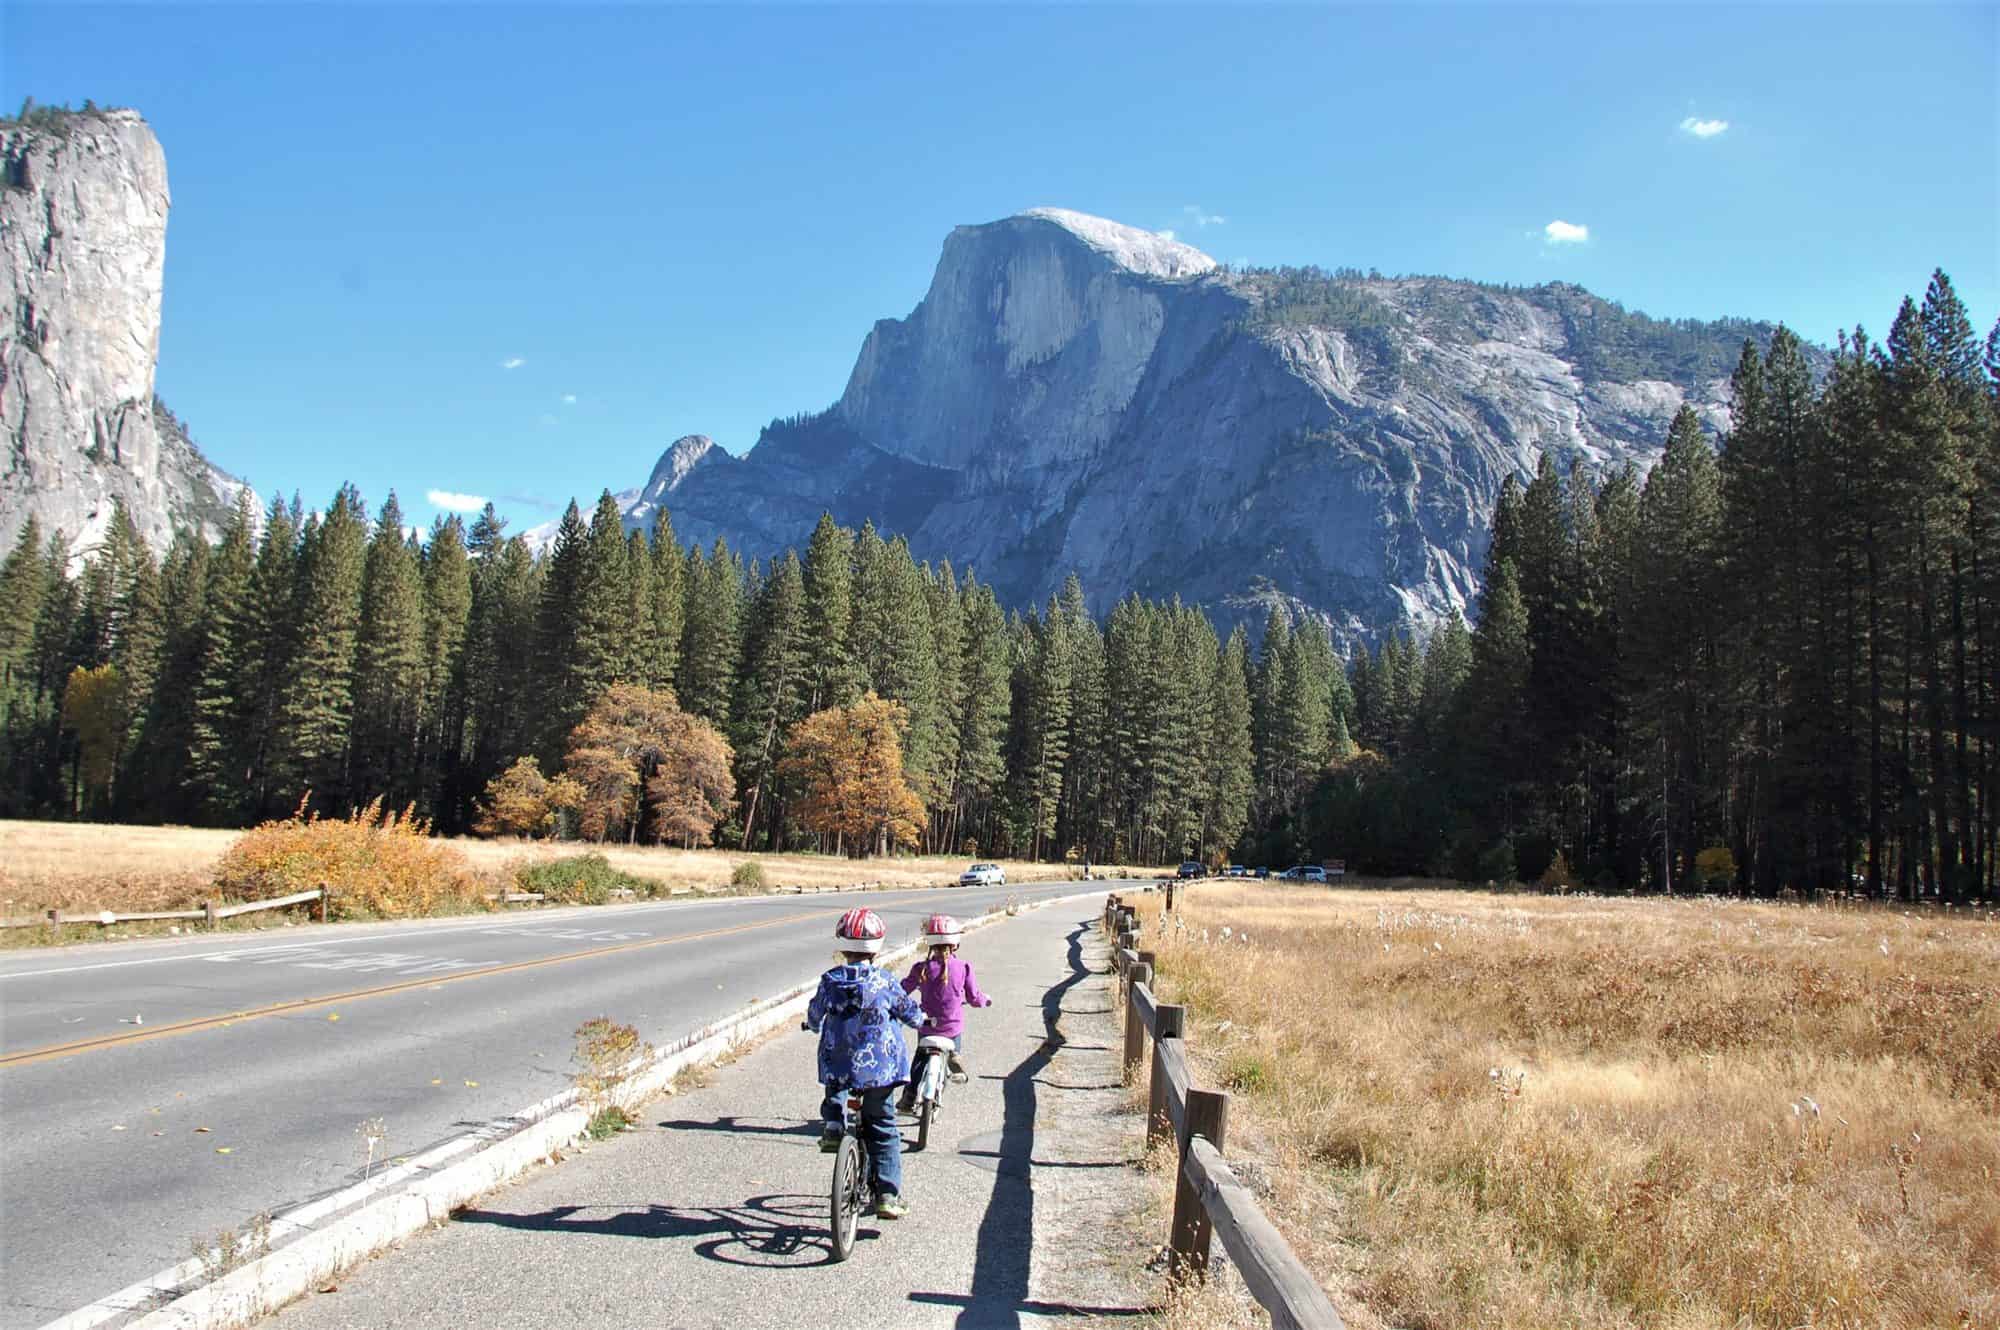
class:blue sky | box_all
[5,3,1995,536]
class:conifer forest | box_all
[2,276,1994,902]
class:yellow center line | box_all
[1,909,832,1070]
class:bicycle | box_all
[907,1034,961,1152]
[827,1088,874,1262]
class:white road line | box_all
[0,901,717,980]
[0,882,1079,981]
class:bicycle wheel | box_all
[830,1133,863,1262]
[916,1096,934,1152]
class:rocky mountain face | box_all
[1,107,241,561]
[613,208,1784,641]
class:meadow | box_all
[1131,883,2000,1329]
[0,817,1109,930]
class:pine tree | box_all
[1205,626,1256,859]
[571,491,635,706]
[533,500,588,765]
[273,486,368,811]
[1016,601,1073,860]
[676,540,742,728]
[119,531,209,821]
[350,494,427,805]
[950,575,1011,855]
[731,549,808,848]
[418,515,473,819]
[242,494,302,817]
[187,493,258,821]
[643,510,685,689]
[801,513,862,712]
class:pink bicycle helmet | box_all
[920,913,963,947]
[835,908,887,954]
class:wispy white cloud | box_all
[426,489,488,513]
[1544,219,1590,245]
[500,356,526,370]
[1157,228,1178,242]
[1680,116,1729,139]
[561,393,577,405]
[1183,205,1228,227]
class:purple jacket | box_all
[901,954,991,1038]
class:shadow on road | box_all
[656,1114,822,1139]
[454,1192,864,1268]
[929,916,1150,1328]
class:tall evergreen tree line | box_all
[1302,273,1997,903]
[1,276,1990,896]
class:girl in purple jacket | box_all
[897,912,991,1111]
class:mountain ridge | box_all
[579,209,1796,640]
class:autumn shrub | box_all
[1695,844,1737,889]
[473,756,582,838]
[514,853,650,905]
[730,861,767,891]
[214,797,486,921]
[1539,849,1580,892]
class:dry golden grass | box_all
[0,817,1126,918]
[1130,883,2000,1330]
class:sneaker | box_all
[874,1192,910,1220]
[896,1091,917,1113]
[818,1130,841,1153]
[946,1052,967,1075]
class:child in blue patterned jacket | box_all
[805,907,923,1218]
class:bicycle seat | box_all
[917,1035,957,1052]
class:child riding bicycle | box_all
[805,908,923,1219]
[897,913,991,1112]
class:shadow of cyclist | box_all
[454,1191,857,1268]
[907,917,1111,1327]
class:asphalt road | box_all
[0,879,1098,1329]
[265,899,1143,1330]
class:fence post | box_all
[1166,878,1175,912]
[203,900,218,930]
[1147,1003,1185,1147]
[1123,962,1152,1083]
[1170,1087,1231,1280]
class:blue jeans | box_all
[819,1085,903,1196]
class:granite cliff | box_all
[606,208,1781,639]
[1,106,241,560]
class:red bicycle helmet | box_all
[920,913,963,946]
[834,907,887,954]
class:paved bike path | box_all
[268,898,1153,1329]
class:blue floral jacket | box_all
[806,962,922,1090]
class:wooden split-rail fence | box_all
[1104,890,1345,1330]
[1,886,329,931]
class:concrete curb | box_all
[69,888,1108,1330]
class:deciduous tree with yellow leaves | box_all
[779,691,925,857]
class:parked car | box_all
[1280,864,1329,883]
[1177,861,1205,879]
[1224,864,1247,877]
[959,862,1005,887]
[1253,866,1271,879]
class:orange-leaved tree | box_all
[473,756,584,838]
[646,711,736,848]
[779,692,925,857]
[563,683,735,845]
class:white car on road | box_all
[959,862,1006,887]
